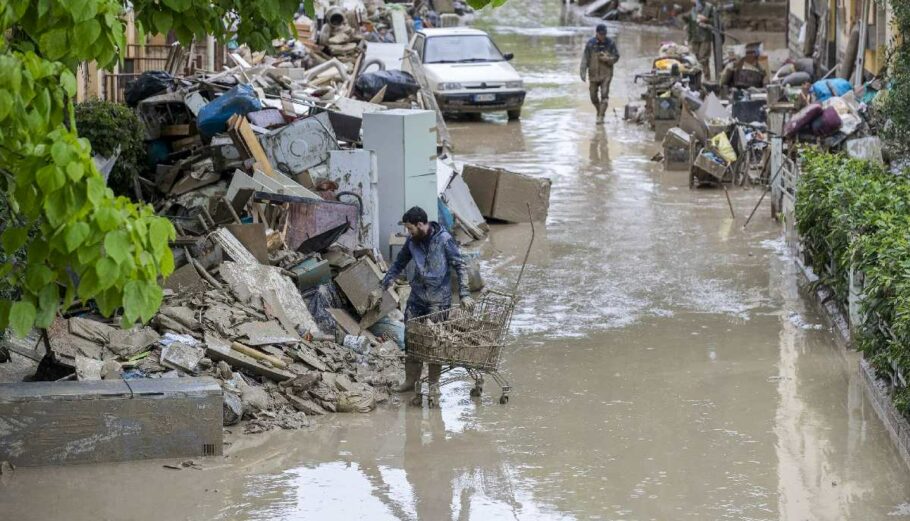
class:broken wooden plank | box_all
[205,336,294,382]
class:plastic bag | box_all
[368,315,405,350]
[337,387,376,413]
[655,58,683,71]
[823,96,862,135]
[812,78,852,102]
[124,71,175,107]
[196,84,262,138]
[709,132,737,164]
[354,70,420,102]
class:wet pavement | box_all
[4,5,910,521]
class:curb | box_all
[793,256,910,471]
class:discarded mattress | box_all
[783,103,823,138]
[810,106,842,137]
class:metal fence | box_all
[100,43,221,103]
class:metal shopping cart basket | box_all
[406,289,516,405]
[405,208,536,407]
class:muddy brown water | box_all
[4,6,910,521]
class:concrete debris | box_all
[287,394,328,415]
[100,360,123,380]
[237,321,299,346]
[75,356,104,381]
[160,342,205,373]
[238,378,272,413]
[5,3,521,437]
[108,327,160,358]
[220,261,322,336]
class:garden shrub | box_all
[74,100,148,199]
[796,148,910,414]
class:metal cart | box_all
[405,210,536,407]
[406,289,516,406]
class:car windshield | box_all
[424,35,504,64]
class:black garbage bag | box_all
[354,70,420,102]
[124,71,175,107]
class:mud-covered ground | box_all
[3,4,910,520]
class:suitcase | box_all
[810,106,843,137]
[783,103,823,138]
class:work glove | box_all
[460,296,475,311]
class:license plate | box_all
[474,94,496,102]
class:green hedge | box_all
[73,100,148,199]
[795,148,910,411]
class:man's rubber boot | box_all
[596,101,608,124]
[393,359,422,393]
[427,363,442,408]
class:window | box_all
[423,35,505,64]
[413,34,426,61]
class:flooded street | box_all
[5,4,910,520]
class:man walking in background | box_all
[580,23,619,125]
[687,0,716,80]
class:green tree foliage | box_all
[0,0,299,336]
[74,100,149,199]
[796,149,910,414]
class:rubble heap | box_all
[1,2,552,435]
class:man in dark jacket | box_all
[686,0,716,80]
[382,206,473,406]
[580,23,620,125]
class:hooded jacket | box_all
[382,222,470,306]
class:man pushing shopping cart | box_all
[382,205,528,408]
[381,206,474,406]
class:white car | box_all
[409,27,526,120]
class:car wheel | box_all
[507,109,521,121]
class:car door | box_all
[411,34,427,62]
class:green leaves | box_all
[103,230,130,265]
[36,165,65,194]
[38,27,69,60]
[64,222,90,252]
[9,301,36,337]
[152,10,173,35]
[796,148,910,414]
[1,227,28,254]
[122,279,162,324]
[1,0,308,336]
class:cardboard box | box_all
[492,170,551,223]
[462,164,551,223]
[461,164,499,216]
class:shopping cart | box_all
[405,209,535,407]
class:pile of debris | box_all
[1,0,554,432]
[0,5,554,435]
[626,32,892,213]
[576,0,787,31]
[43,238,407,433]
[627,40,775,189]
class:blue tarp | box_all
[812,79,852,102]
[196,84,262,138]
